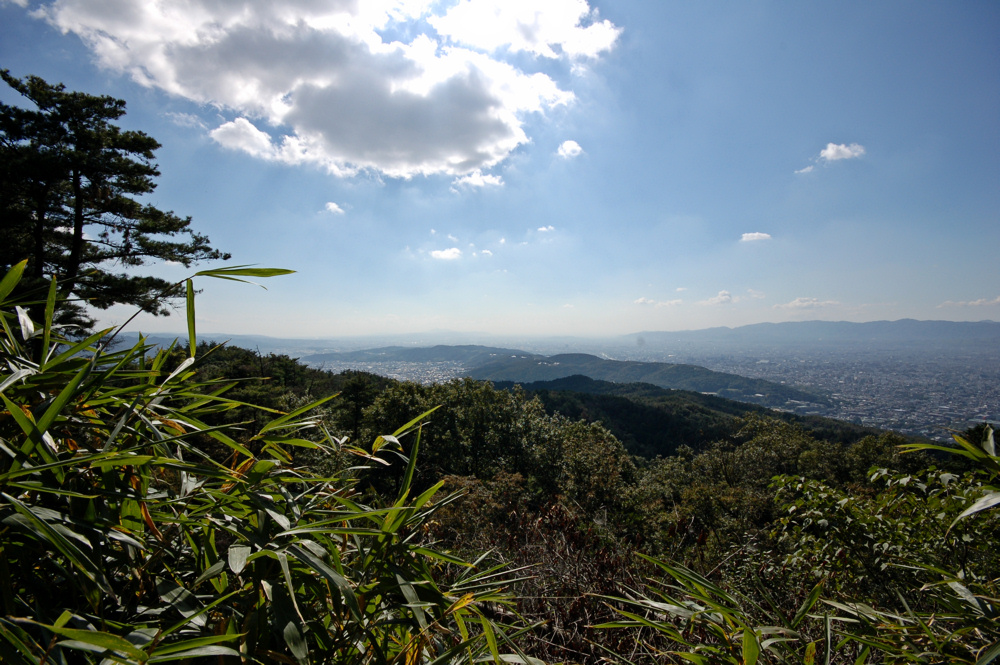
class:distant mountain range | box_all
[624,319,1000,348]
[117,318,1000,357]
[297,345,825,409]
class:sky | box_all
[1,0,998,338]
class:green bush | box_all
[0,262,533,665]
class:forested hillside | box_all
[498,375,884,458]
[140,342,1000,662]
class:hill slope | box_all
[470,352,825,408]
[498,375,883,458]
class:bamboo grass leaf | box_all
[0,260,27,302]
[0,368,34,395]
[228,543,251,574]
[41,277,56,364]
[44,627,147,661]
[742,628,760,665]
[186,278,196,357]
[951,492,1000,529]
[15,306,34,340]
[148,645,242,662]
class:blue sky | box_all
[2,0,998,338]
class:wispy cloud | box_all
[747,289,765,299]
[557,140,583,158]
[796,142,866,174]
[634,297,683,308]
[938,295,1000,307]
[700,290,733,306]
[452,170,504,190]
[740,232,771,242]
[324,202,345,215]
[430,1,621,59]
[164,111,206,129]
[28,0,618,179]
[538,225,555,232]
[774,297,840,309]
[430,248,462,260]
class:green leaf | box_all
[41,625,146,661]
[191,265,295,289]
[194,265,295,278]
[36,363,90,435]
[0,368,34,396]
[288,544,363,621]
[41,276,56,363]
[976,639,1000,665]
[147,634,241,659]
[186,278,195,357]
[792,582,824,629]
[228,543,251,575]
[742,628,760,665]
[0,260,27,302]
[950,492,1000,531]
[148,645,242,663]
[256,392,340,435]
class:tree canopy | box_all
[0,70,228,325]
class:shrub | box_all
[0,262,532,665]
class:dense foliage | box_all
[0,264,533,664]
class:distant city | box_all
[129,320,1000,443]
[639,346,999,441]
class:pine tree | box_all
[0,70,229,326]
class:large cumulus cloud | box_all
[31,0,619,178]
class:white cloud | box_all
[28,0,616,179]
[481,249,493,256]
[938,295,1000,307]
[740,232,771,242]
[634,297,683,308]
[796,142,866,173]
[700,290,733,306]
[557,139,583,158]
[324,201,345,215]
[538,225,555,232]
[820,142,866,162]
[429,0,621,59]
[447,234,459,242]
[747,288,765,299]
[210,118,280,161]
[675,287,687,292]
[451,169,504,189]
[164,111,206,129]
[774,297,840,309]
[430,247,462,260]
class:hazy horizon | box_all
[3,1,998,337]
